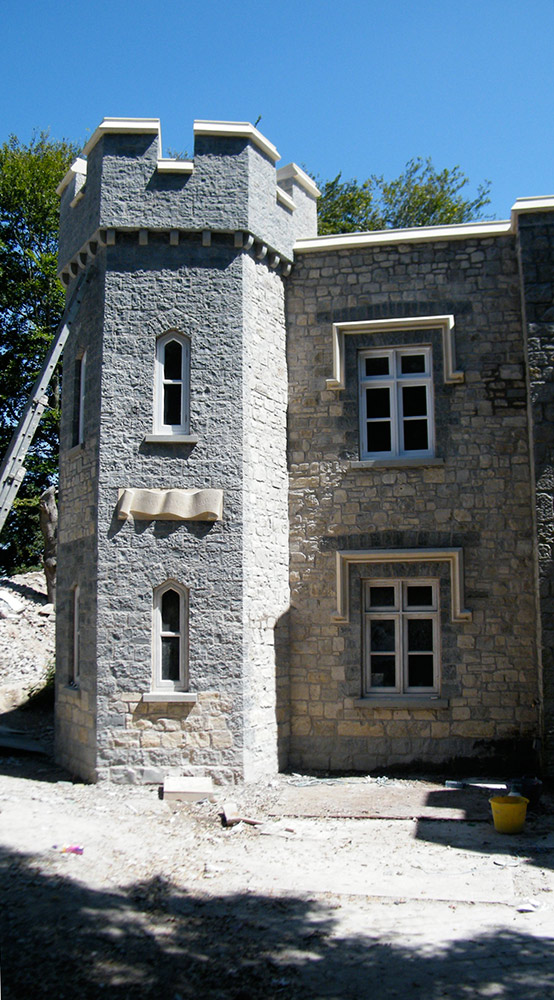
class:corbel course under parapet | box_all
[59,227,294,286]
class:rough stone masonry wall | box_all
[285,234,540,773]
[55,261,105,780]
[93,239,247,784]
[241,254,290,778]
[518,211,554,775]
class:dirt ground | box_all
[1,574,554,998]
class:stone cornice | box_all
[295,219,513,253]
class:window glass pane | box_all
[403,419,428,451]
[406,585,434,608]
[367,421,391,452]
[370,620,396,652]
[365,356,389,377]
[164,340,182,380]
[408,654,434,687]
[161,636,180,681]
[407,618,433,652]
[366,387,391,419]
[369,586,395,608]
[402,385,427,417]
[370,655,396,687]
[161,589,180,633]
[400,354,426,374]
[164,384,182,425]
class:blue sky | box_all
[1,0,553,220]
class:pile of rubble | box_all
[0,570,54,703]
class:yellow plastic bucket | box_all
[489,795,529,834]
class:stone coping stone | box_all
[163,776,215,802]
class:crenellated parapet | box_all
[57,117,318,285]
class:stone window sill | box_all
[142,692,198,704]
[65,443,85,458]
[143,434,199,446]
[354,696,449,709]
[349,457,444,470]
[63,683,81,694]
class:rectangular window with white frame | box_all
[363,579,439,695]
[358,347,434,460]
[153,582,189,691]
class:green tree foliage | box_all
[0,132,77,574]
[317,157,491,235]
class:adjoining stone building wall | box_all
[286,231,540,772]
[517,207,554,775]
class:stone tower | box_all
[55,118,318,783]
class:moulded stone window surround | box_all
[332,548,472,625]
[153,581,189,693]
[325,315,464,392]
[358,346,435,461]
[363,579,440,696]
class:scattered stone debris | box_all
[0,572,54,697]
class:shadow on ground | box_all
[415,785,554,875]
[1,844,553,999]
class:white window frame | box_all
[153,581,189,692]
[358,346,434,460]
[155,332,190,434]
[363,579,439,696]
[71,585,80,684]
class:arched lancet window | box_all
[155,331,190,433]
[153,581,189,691]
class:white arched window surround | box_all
[155,331,190,434]
[153,581,189,692]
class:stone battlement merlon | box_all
[57,117,319,272]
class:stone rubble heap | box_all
[0,571,55,697]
